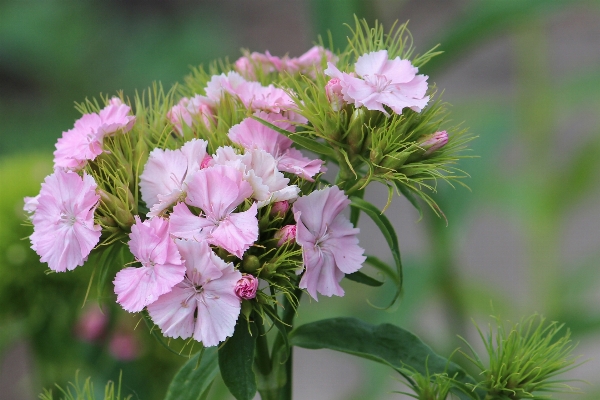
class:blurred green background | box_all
[1,0,599,399]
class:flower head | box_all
[147,240,242,347]
[29,169,101,272]
[235,274,259,300]
[293,186,366,300]
[325,50,429,116]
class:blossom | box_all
[324,50,429,116]
[23,194,40,216]
[325,78,345,111]
[168,95,215,135]
[228,112,324,180]
[293,186,366,300]
[113,216,185,312]
[235,274,259,300]
[270,200,290,216]
[29,169,101,272]
[139,139,209,217]
[54,100,136,169]
[169,165,259,258]
[146,240,242,347]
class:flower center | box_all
[59,212,77,227]
[366,74,392,93]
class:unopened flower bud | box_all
[241,299,253,319]
[109,97,124,106]
[274,225,296,247]
[325,78,345,111]
[348,108,367,157]
[235,274,259,300]
[270,200,289,217]
[420,131,448,156]
[242,254,261,273]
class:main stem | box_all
[256,288,302,400]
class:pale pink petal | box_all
[228,112,294,156]
[354,50,389,77]
[210,203,258,258]
[99,102,136,136]
[169,203,213,241]
[146,286,196,339]
[278,148,324,180]
[53,114,104,170]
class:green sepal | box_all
[345,270,384,287]
[218,318,258,400]
[163,347,219,400]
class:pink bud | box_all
[109,332,140,361]
[74,306,109,343]
[325,78,345,111]
[109,97,124,106]
[235,274,259,300]
[420,131,448,156]
[200,154,213,169]
[270,200,290,216]
[274,224,296,247]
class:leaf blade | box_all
[218,319,258,400]
[164,347,219,400]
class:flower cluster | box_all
[24,21,468,348]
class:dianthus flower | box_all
[293,186,366,300]
[169,165,259,258]
[167,95,215,135]
[324,50,429,116]
[29,169,101,272]
[113,216,185,312]
[228,112,323,180]
[147,240,242,347]
[54,99,136,169]
[139,139,209,217]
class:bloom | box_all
[169,165,259,258]
[29,169,101,272]
[139,139,209,216]
[228,112,324,180]
[146,240,242,347]
[113,216,185,312]
[293,186,366,300]
[324,50,429,116]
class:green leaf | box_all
[349,197,403,306]
[345,270,384,287]
[164,347,219,400]
[250,115,337,158]
[218,319,258,400]
[290,318,477,390]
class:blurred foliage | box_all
[1,0,600,399]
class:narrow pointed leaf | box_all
[218,319,258,400]
[164,347,219,400]
[289,318,477,389]
[345,270,384,287]
[349,197,403,305]
[395,181,424,220]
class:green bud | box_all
[347,108,366,157]
[241,300,253,320]
[379,151,411,171]
[242,255,261,273]
[99,190,134,229]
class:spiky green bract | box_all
[39,371,131,400]
[461,314,582,399]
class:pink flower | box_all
[168,95,215,135]
[324,50,429,116]
[98,98,136,136]
[30,170,101,272]
[113,216,185,312]
[109,331,140,361]
[234,51,282,79]
[235,274,259,300]
[54,100,136,170]
[274,224,296,247]
[23,194,40,216]
[169,165,259,258]
[293,186,366,300]
[228,112,324,180]
[205,71,247,103]
[325,78,345,111]
[74,305,109,343]
[139,139,208,217]
[147,240,242,347]
[420,130,448,155]
[292,46,337,77]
